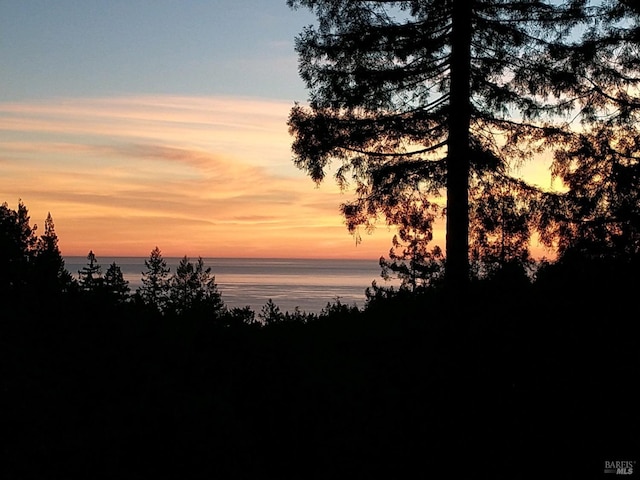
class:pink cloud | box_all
[0,95,395,259]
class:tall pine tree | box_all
[167,256,224,318]
[287,0,589,293]
[137,246,171,312]
[104,262,130,304]
[34,212,74,296]
[78,250,102,293]
[0,201,37,299]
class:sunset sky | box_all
[1,1,556,259]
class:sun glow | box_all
[0,94,561,260]
[0,95,402,259]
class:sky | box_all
[0,0,556,259]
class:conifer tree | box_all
[34,213,74,295]
[287,0,589,292]
[138,246,171,312]
[104,262,130,304]
[378,193,444,291]
[168,256,224,317]
[78,250,102,293]
[535,0,640,259]
[469,182,532,277]
[258,299,285,325]
[0,201,37,296]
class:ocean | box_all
[64,257,394,313]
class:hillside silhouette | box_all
[2,200,639,479]
[4,1,640,478]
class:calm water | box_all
[64,257,394,313]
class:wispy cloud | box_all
[0,95,395,258]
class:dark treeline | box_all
[5,0,640,476]
[3,199,639,478]
[0,201,350,325]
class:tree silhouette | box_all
[33,212,74,296]
[0,202,76,307]
[78,250,102,293]
[536,2,640,260]
[0,201,37,296]
[167,256,224,318]
[469,181,533,278]
[258,298,285,325]
[542,126,640,260]
[378,193,444,291]
[287,0,590,293]
[137,246,171,312]
[104,262,130,304]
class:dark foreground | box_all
[4,275,639,480]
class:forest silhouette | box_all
[2,196,638,479]
[4,0,640,477]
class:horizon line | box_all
[62,254,385,261]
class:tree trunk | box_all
[445,0,473,294]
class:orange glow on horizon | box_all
[0,96,412,259]
[1,95,557,260]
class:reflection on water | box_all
[64,257,396,313]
